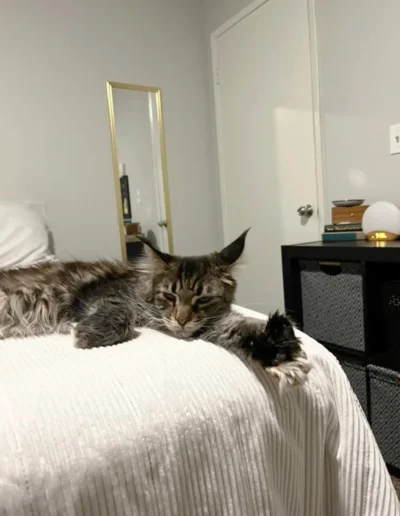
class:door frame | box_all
[211,0,326,243]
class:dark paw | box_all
[72,320,138,349]
[251,311,311,387]
[72,325,102,349]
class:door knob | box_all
[297,204,314,217]
[158,219,168,228]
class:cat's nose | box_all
[176,308,192,327]
[176,316,189,327]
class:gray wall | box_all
[0,0,221,260]
[4,0,395,258]
[204,0,253,33]
[315,0,400,220]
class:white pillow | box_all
[0,202,56,269]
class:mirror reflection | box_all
[107,82,173,261]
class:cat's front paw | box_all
[72,322,110,349]
[72,325,98,349]
[251,311,311,388]
[266,349,311,388]
[72,318,137,349]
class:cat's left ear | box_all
[217,228,250,268]
[138,237,174,271]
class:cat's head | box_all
[138,230,249,338]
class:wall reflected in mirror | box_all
[107,82,173,261]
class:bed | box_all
[0,204,398,515]
[1,305,399,516]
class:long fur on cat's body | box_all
[0,231,310,386]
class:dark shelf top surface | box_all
[282,239,400,263]
[285,240,400,249]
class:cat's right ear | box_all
[217,228,250,268]
[138,237,174,271]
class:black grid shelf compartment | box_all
[368,365,400,469]
[300,260,365,352]
[382,280,400,353]
[341,360,368,416]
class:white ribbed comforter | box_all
[0,309,399,516]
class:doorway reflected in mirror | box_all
[106,82,173,261]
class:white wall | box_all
[315,0,400,221]
[113,89,161,248]
[0,0,221,260]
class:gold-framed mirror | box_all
[106,81,173,261]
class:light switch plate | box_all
[390,124,400,155]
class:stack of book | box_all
[322,223,365,242]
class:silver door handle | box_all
[297,204,314,217]
[158,220,168,227]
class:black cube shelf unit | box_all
[281,240,400,474]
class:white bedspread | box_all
[0,309,398,516]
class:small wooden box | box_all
[332,206,368,224]
[124,222,141,235]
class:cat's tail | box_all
[0,287,65,339]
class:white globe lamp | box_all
[362,201,400,241]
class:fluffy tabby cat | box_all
[0,230,310,386]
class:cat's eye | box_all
[163,292,176,302]
[196,297,212,305]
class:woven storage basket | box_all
[341,360,368,416]
[300,261,365,352]
[368,365,400,468]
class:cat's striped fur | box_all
[0,231,310,387]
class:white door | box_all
[213,0,322,313]
[148,93,170,252]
